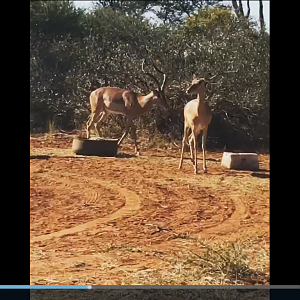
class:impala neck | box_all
[196,91,205,102]
[137,92,155,112]
[195,91,205,113]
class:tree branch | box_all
[259,0,265,32]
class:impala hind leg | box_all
[94,111,109,137]
[192,130,198,174]
[86,113,95,139]
[179,124,189,169]
[202,128,208,173]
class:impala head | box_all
[186,75,208,95]
[150,89,167,108]
[142,59,168,109]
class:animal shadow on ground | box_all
[30,155,99,160]
[30,155,50,160]
[116,153,137,158]
[257,168,269,172]
[251,172,270,179]
[149,153,220,162]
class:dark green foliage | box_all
[30,1,269,150]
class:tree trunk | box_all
[246,0,250,18]
[259,0,265,32]
[232,0,246,18]
[238,0,244,17]
[232,0,240,18]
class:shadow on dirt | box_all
[147,153,221,162]
[251,172,270,179]
[30,155,51,160]
[116,153,137,159]
[257,168,269,172]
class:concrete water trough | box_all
[221,152,259,171]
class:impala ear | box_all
[192,74,197,79]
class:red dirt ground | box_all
[30,135,270,285]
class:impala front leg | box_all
[188,133,195,165]
[130,123,140,156]
[118,119,131,147]
[202,128,208,173]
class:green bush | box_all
[30,1,269,150]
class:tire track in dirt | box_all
[31,164,248,243]
[30,193,248,283]
[154,172,249,238]
[191,194,248,238]
[31,172,141,242]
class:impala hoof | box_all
[203,169,207,173]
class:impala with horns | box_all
[86,59,168,155]
[178,74,215,174]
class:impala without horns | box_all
[86,59,168,155]
[179,74,215,174]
